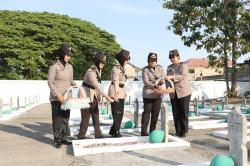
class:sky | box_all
[0,0,249,68]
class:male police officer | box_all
[78,53,114,139]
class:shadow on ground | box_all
[123,151,183,165]
[0,122,53,146]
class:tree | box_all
[163,0,250,97]
[0,10,121,80]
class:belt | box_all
[82,82,95,89]
[111,82,124,88]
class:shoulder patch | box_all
[90,65,97,70]
[157,64,162,68]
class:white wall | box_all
[0,80,249,104]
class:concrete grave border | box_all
[72,135,190,156]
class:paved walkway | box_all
[0,103,224,166]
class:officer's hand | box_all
[154,88,163,95]
[167,87,175,93]
[165,75,172,80]
[71,81,77,86]
[57,95,64,103]
[106,96,114,103]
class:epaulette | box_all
[157,64,162,67]
[90,65,97,70]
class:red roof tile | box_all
[185,58,208,67]
[185,58,232,68]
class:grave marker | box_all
[243,97,247,107]
[221,96,225,110]
[0,97,2,113]
[201,96,205,109]
[193,97,198,116]
[134,98,139,128]
[161,103,168,142]
[227,107,247,166]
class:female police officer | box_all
[78,52,114,139]
[48,43,75,148]
[108,49,130,137]
[141,53,165,136]
[165,49,192,137]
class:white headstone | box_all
[194,97,198,116]
[243,97,247,107]
[0,97,2,113]
[134,98,139,128]
[161,103,168,143]
[227,107,248,166]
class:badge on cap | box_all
[150,54,157,58]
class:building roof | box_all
[185,58,208,68]
[127,62,142,70]
[185,58,232,68]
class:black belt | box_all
[82,82,95,89]
[111,82,124,88]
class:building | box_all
[124,62,142,80]
[185,58,232,81]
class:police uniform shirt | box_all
[108,63,127,99]
[142,64,165,99]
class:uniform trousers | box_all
[50,101,70,143]
[110,99,124,133]
[170,93,191,136]
[141,97,162,135]
[78,97,102,138]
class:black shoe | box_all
[175,132,186,138]
[109,129,115,136]
[174,132,181,137]
[141,132,149,136]
[114,132,122,137]
[54,142,62,148]
[77,135,86,140]
[61,139,72,145]
[95,135,104,139]
[180,133,186,138]
[109,130,121,137]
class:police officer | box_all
[48,43,76,148]
[78,53,114,139]
[166,49,192,137]
[108,49,130,137]
[141,53,165,136]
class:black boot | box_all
[141,132,149,136]
[109,129,121,137]
[54,141,62,148]
[61,139,72,145]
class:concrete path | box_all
[0,104,219,166]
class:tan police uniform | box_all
[167,62,191,99]
[48,60,74,101]
[78,52,108,139]
[141,63,165,135]
[167,49,192,137]
[82,65,106,102]
[142,64,165,99]
[108,49,130,137]
[108,63,127,99]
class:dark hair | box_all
[147,52,157,63]
[169,49,179,59]
[58,43,72,60]
[116,49,130,65]
[94,52,107,70]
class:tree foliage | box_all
[0,10,121,80]
[163,0,250,97]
